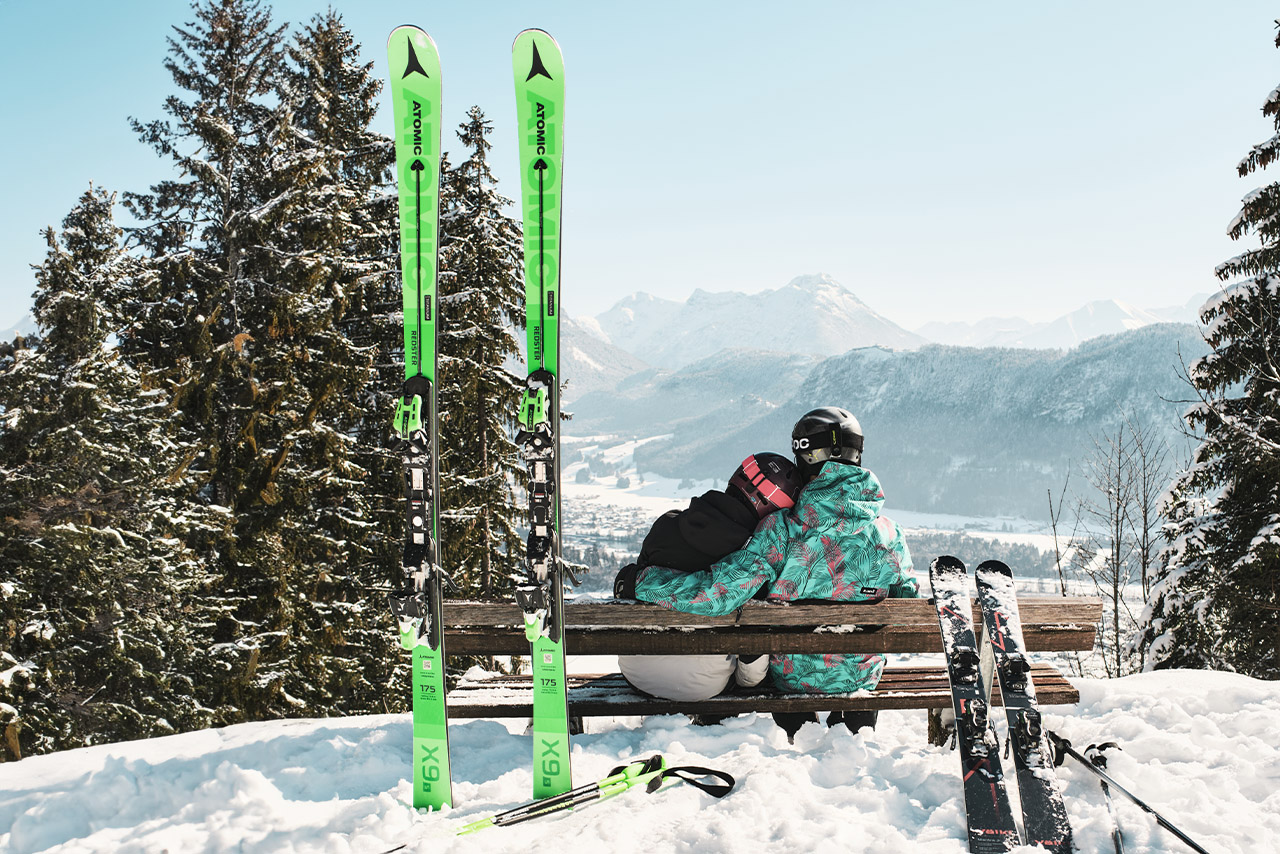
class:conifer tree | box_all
[1140,21,1280,678]
[286,10,401,612]
[270,10,402,712]
[124,1,417,719]
[123,0,298,721]
[0,188,205,758]
[438,107,527,599]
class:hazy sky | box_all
[1,0,1278,329]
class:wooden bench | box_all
[442,594,1102,741]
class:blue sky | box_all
[1,0,1277,328]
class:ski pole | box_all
[455,754,734,835]
[1047,731,1212,854]
[1085,741,1125,854]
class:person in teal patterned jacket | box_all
[634,407,919,707]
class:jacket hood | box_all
[792,463,886,529]
[678,490,758,556]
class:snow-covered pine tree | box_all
[123,0,331,721]
[438,107,527,599]
[267,10,403,713]
[0,188,207,758]
[1139,21,1280,678]
[286,10,402,614]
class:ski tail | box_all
[386,24,452,811]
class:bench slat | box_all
[442,597,1100,630]
[443,626,1098,655]
[446,665,1079,718]
[441,597,1101,656]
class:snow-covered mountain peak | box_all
[594,274,925,369]
[2,311,36,343]
[784,272,844,293]
[1075,298,1159,325]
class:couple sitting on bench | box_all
[613,406,920,738]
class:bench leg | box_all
[927,707,951,747]
[524,716,585,736]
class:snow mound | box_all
[0,671,1275,853]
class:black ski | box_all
[929,556,1021,853]
[974,559,1074,851]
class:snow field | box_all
[1,671,1276,853]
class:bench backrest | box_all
[441,597,1102,656]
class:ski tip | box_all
[929,555,966,573]
[513,27,559,49]
[387,23,439,53]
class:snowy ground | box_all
[2,671,1276,853]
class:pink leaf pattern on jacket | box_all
[793,541,815,572]
[770,578,799,601]
[821,535,859,599]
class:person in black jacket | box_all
[613,452,803,702]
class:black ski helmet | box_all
[791,406,864,477]
[727,452,804,519]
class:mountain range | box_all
[560,275,1213,519]
[585,273,926,370]
[914,294,1208,349]
[568,274,1209,376]
[629,325,1206,518]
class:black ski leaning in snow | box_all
[974,559,1074,852]
[929,556,1021,854]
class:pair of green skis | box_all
[386,26,569,811]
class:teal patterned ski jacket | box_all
[634,463,919,694]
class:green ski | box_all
[511,28,572,800]
[385,24,451,811]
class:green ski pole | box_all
[455,756,736,835]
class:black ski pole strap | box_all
[1047,729,1070,767]
[655,765,736,799]
[607,754,665,778]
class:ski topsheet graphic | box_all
[511,28,572,800]
[385,24,451,811]
[929,556,1021,853]
[974,560,1074,851]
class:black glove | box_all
[614,563,641,600]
